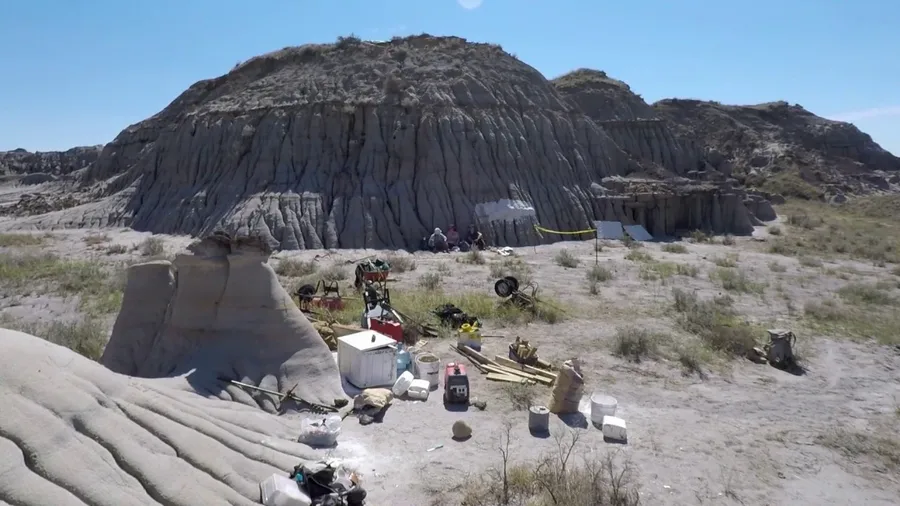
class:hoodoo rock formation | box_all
[101,232,347,411]
[653,99,900,197]
[0,329,331,506]
[13,35,770,248]
[0,234,350,505]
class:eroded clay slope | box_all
[0,328,328,506]
[0,146,102,176]
[653,99,900,196]
[101,233,347,411]
[553,69,705,176]
[25,35,655,248]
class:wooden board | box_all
[485,373,531,384]
[493,356,557,380]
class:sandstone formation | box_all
[10,35,769,249]
[101,232,347,411]
[591,177,759,236]
[553,69,705,176]
[0,328,332,506]
[0,145,102,175]
[653,99,900,197]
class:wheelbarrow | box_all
[296,280,345,312]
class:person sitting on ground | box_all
[428,227,448,252]
[465,224,486,250]
[446,225,460,250]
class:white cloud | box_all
[457,0,484,10]
[827,106,900,122]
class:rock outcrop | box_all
[10,35,768,248]
[101,232,347,410]
[592,177,757,236]
[0,328,331,506]
[0,145,102,175]
[553,69,705,176]
[653,99,900,197]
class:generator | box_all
[443,362,470,404]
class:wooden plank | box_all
[493,356,557,380]
[482,364,552,385]
[331,323,364,338]
[486,373,532,384]
[459,345,493,365]
[449,344,487,373]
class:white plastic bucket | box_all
[415,353,441,388]
[590,393,617,425]
[392,371,414,396]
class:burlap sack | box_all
[548,359,584,414]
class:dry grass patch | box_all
[386,253,417,273]
[501,383,536,410]
[0,314,107,361]
[459,249,486,265]
[672,288,758,359]
[768,261,787,273]
[768,225,782,236]
[275,258,318,277]
[710,268,765,294]
[320,263,348,282]
[612,327,661,363]
[554,249,579,268]
[586,264,613,295]
[797,256,823,268]
[711,253,739,268]
[624,250,652,263]
[489,257,533,284]
[817,428,900,472]
[83,234,110,246]
[138,236,165,257]
[105,244,128,255]
[661,243,688,254]
[768,197,900,264]
[454,427,640,506]
[0,253,127,315]
[803,298,900,345]
[837,282,896,306]
[0,233,46,247]
[418,272,442,290]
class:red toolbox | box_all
[368,318,403,342]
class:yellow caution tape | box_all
[533,225,597,235]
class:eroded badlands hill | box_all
[0,146,102,176]
[653,99,900,198]
[23,35,766,249]
[553,69,705,176]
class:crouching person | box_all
[428,228,449,253]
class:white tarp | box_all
[624,224,653,241]
[595,221,624,240]
[474,199,536,223]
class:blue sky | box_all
[1,0,897,155]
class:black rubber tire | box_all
[494,278,514,297]
[296,284,316,302]
[504,276,520,292]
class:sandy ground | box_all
[1,223,899,506]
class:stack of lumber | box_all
[450,344,558,386]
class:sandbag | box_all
[548,359,584,414]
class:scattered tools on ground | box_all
[508,337,553,370]
[433,303,481,329]
[296,280,346,312]
[218,378,340,413]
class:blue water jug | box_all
[396,345,411,375]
